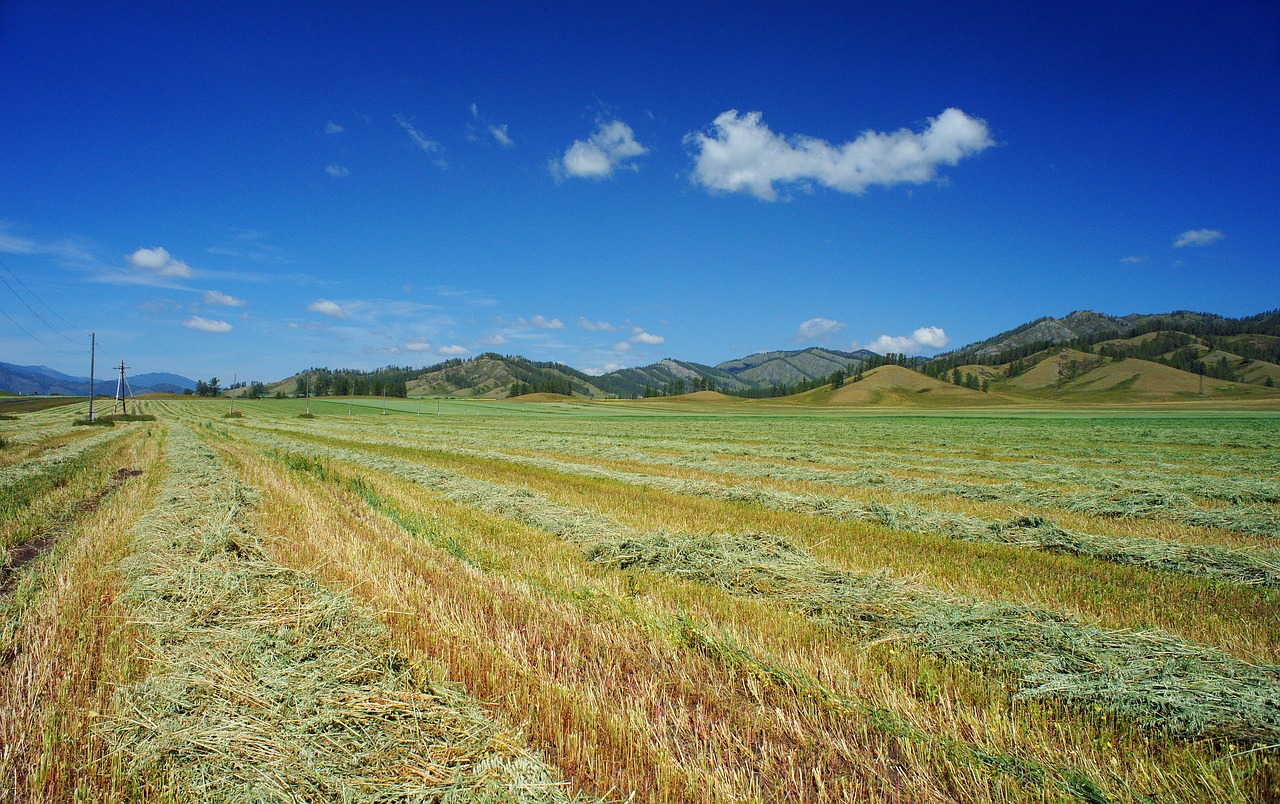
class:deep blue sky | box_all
[2,1,1277,382]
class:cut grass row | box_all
[101,423,589,802]
[195,418,1279,801]
[214,422,1280,745]
[234,417,1280,590]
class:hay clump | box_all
[105,424,594,803]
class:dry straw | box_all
[104,425,595,803]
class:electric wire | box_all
[0,256,87,340]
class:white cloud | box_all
[405,340,432,351]
[203,290,245,307]
[529,315,564,330]
[480,333,508,346]
[325,164,350,177]
[438,345,469,356]
[1174,228,1223,248]
[324,121,344,135]
[395,114,446,167]
[555,120,647,179]
[612,341,632,352]
[578,317,617,332]
[183,316,232,333]
[629,328,664,345]
[127,246,194,278]
[582,362,626,376]
[489,124,514,147]
[867,326,949,355]
[1119,255,1148,264]
[796,317,846,342]
[687,108,993,201]
[308,298,348,318]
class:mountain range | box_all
[0,362,195,396]
[6,308,1279,402]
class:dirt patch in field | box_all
[0,467,143,597]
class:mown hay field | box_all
[2,396,1278,802]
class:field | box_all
[2,397,1278,802]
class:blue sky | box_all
[2,1,1277,383]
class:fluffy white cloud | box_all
[479,333,508,346]
[556,120,647,179]
[1174,229,1223,248]
[183,316,232,333]
[629,328,664,345]
[526,315,564,330]
[796,317,846,341]
[438,345,469,356]
[578,317,617,332]
[308,298,348,318]
[325,164,350,177]
[687,108,993,201]
[405,340,432,351]
[324,121,344,135]
[203,290,245,307]
[127,247,194,278]
[612,341,632,352]
[867,326,950,355]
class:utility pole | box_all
[382,387,387,415]
[229,373,236,415]
[112,361,133,415]
[305,377,311,416]
[88,332,96,422]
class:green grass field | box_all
[2,397,1278,801]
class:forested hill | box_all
[257,309,1280,400]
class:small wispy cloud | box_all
[479,333,508,347]
[395,114,446,167]
[127,246,194,278]
[554,120,647,180]
[203,290,245,307]
[867,326,949,355]
[468,104,515,147]
[438,345,469,356]
[1174,228,1223,248]
[489,125,513,147]
[183,316,232,333]
[405,340,432,351]
[1119,255,1148,264]
[324,121,344,135]
[578,317,617,332]
[526,315,564,330]
[308,298,348,318]
[612,341,632,352]
[687,108,993,201]
[325,164,350,177]
[795,317,846,342]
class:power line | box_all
[0,302,87,356]
[0,256,87,340]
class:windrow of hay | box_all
[590,530,1280,745]
[358,420,1280,523]
[339,414,1280,506]
[233,425,1280,744]
[494,438,1280,536]
[0,423,129,492]
[103,423,595,803]
[286,430,1280,589]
